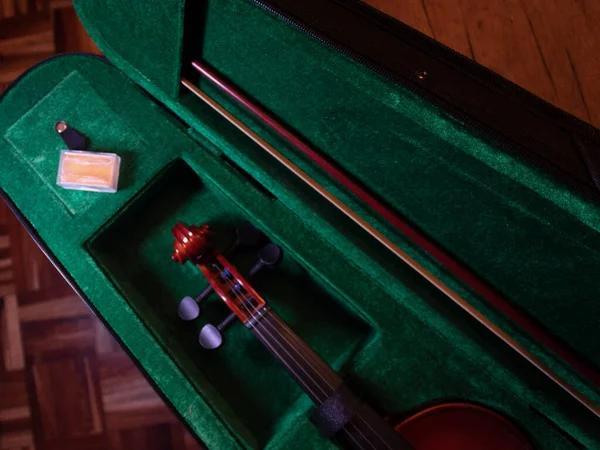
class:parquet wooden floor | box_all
[0,202,202,450]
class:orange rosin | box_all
[57,150,120,193]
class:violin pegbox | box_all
[171,221,283,350]
[171,223,212,265]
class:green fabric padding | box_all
[74,0,185,97]
[0,0,599,447]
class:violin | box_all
[172,222,533,450]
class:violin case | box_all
[2,0,600,448]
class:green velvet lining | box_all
[0,0,598,447]
[1,55,599,450]
[74,0,186,97]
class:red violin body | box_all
[393,403,532,450]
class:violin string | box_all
[220,267,388,447]
[217,265,334,398]
[223,277,375,450]
[216,264,384,449]
[221,266,338,394]
[258,306,391,448]
[259,308,388,448]
[218,264,338,388]
[237,293,384,449]
[264,308,343,385]
[214,268,375,450]
[210,263,328,404]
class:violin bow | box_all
[180,66,599,418]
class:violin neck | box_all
[250,308,411,450]
[250,307,342,401]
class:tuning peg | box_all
[178,284,214,321]
[199,311,237,349]
[198,324,222,349]
[248,243,283,277]
[178,296,200,321]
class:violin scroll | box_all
[171,223,211,264]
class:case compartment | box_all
[88,160,371,446]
